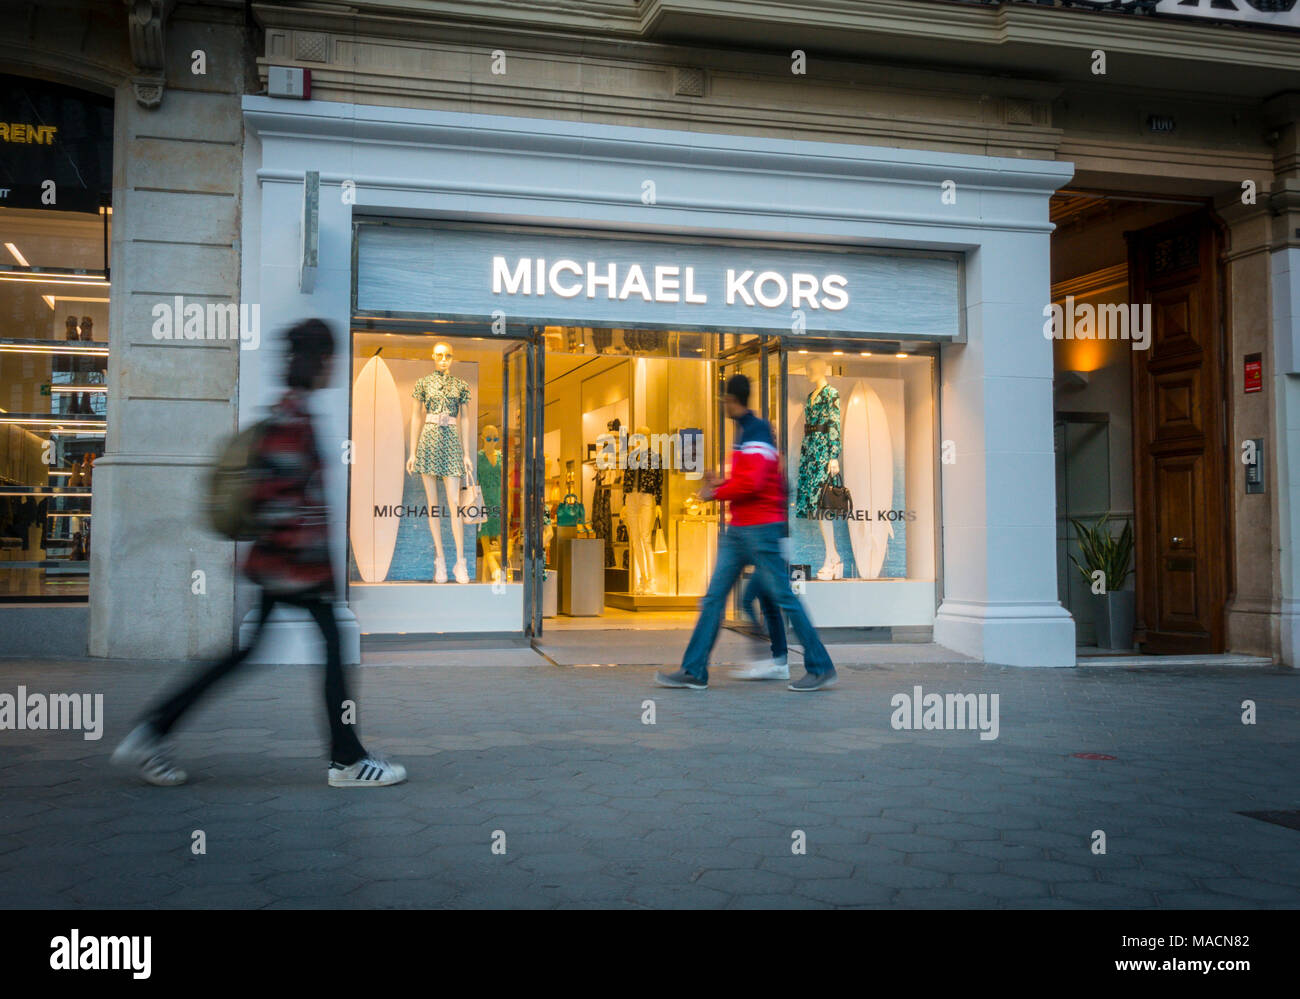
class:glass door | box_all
[716,340,769,513]
[503,336,544,636]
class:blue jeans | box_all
[741,573,787,660]
[681,522,833,681]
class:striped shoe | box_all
[328,755,407,788]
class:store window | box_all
[346,327,529,630]
[0,76,113,601]
[785,345,937,625]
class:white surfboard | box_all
[843,379,895,579]
[350,355,404,583]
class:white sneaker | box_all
[110,722,188,786]
[731,657,790,681]
[434,557,447,583]
[453,559,469,584]
[328,755,408,788]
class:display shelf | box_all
[0,486,92,496]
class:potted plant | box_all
[1069,514,1135,651]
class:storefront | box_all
[240,97,1076,667]
[347,220,949,636]
[0,75,113,604]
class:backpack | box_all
[207,419,271,541]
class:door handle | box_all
[1171,536,1184,545]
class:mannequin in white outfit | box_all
[622,425,661,595]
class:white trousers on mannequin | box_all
[623,491,655,592]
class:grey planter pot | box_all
[1094,590,1135,651]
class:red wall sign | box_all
[1245,353,1262,394]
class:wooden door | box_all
[1127,213,1229,654]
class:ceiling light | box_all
[5,243,29,267]
[860,351,872,357]
[0,274,110,287]
[895,353,907,358]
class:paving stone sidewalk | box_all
[0,651,1297,909]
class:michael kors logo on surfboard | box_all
[811,508,917,522]
[372,504,501,519]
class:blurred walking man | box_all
[656,373,836,692]
[112,319,407,787]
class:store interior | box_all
[0,207,110,600]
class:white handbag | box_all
[459,466,488,525]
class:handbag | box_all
[817,474,853,516]
[458,466,487,525]
[556,493,585,526]
[652,515,668,555]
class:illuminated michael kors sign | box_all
[491,257,850,311]
[356,224,962,338]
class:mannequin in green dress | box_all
[476,424,503,583]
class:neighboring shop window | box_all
[348,331,514,587]
[0,76,113,601]
[787,347,936,584]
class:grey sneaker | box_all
[788,669,838,692]
[110,721,188,786]
[654,669,708,690]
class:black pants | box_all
[145,588,367,765]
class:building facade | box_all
[2,1,1299,667]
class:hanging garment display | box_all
[591,468,615,566]
[795,384,842,518]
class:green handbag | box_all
[556,492,585,527]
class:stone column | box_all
[933,230,1077,667]
[1217,195,1280,660]
[1265,94,1300,666]
[89,5,248,660]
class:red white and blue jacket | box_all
[712,410,787,527]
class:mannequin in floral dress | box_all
[406,341,473,583]
[795,358,843,580]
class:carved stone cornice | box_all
[125,0,176,108]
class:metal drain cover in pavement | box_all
[1239,810,1300,832]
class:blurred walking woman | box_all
[112,319,406,788]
